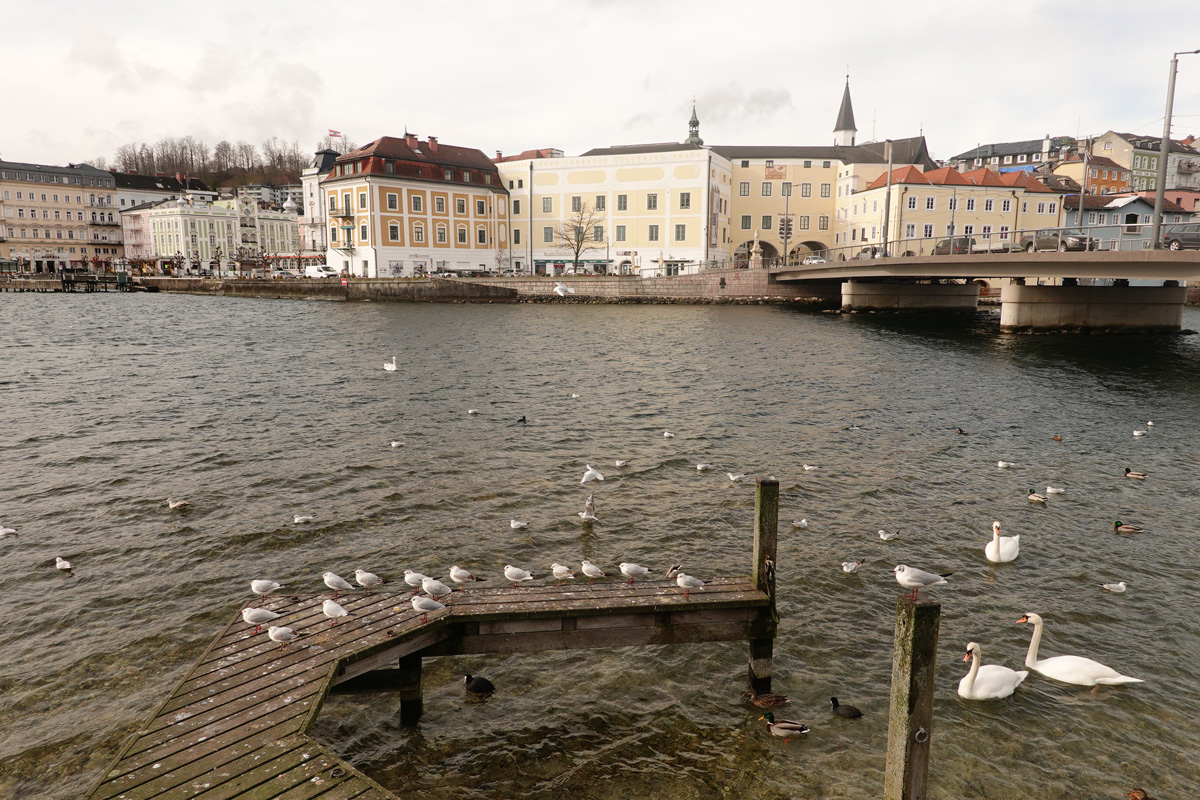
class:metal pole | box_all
[1151,50,1199,247]
[881,139,893,255]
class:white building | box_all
[299,150,338,258]
[113,172,216,211]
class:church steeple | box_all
[833,77,856,147]
[685,101,703,145]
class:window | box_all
[543,197,552,213]
[946,224,955,236]
[412,195,423,212]
[543,226,553,243]
[458,227,468,244]
[444,169,453,180]
[329,195,336,209]
[1048,202,1057,214]
[799,216,810,230]
[594,225,604,242]
[330,226,337,242]
[926,197,937,211]
[999,225,1010,240]
[435,197,446,213]
[1002,199,1012,213]
[981,225,992,236]
[1036,202,1046,214]
[907,196,917,210]
[905,223,916,238]
[818,215,829,231]
[648,224,659,241]
[414,224,424,243]
[617,194,627,211]
[478,228,487,244]
[389,223,400,241]
[984,199,994,212]
[823,161,831,168]
[484,175,492,185]
[947,198,957,211]
[513,199,520,214]
[739,214,752,230]
[738,181,750,196]
[801,182,812,198]
[741,160,749,168]
[463,171,471,183]
[457,198,466,214]
[965,198,975,212]
[963,224,974,235]
[820,183,831,198]
[647,194,658,210]
[679,192,691,209]
[508,180,514,189]
[923,224,933,238]
[513,229,521,244]
[359,223,368,241]
[615,225,626,242]
[1017,154,1027,163]
[1003,156,1013,164]
[432,224,446,243]
[674,224,685,241]
[387,193,398,210]
[359,193,367,209]
[477,199,486,215]
[1022,202,1028,213]
[762,215,775,231]
[761,182,772,197]
[596,195,605,211]
[572,196,582,212]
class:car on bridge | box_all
[1163,223,1200,250]
[932,236,975,255]
[1019,229,1099,252]
[801,254,827,265]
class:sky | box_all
[5,0,1200,169]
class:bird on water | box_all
[830,697,863,719]
[741,689,789,710]
[759,712,809,743]
[464,674,495,695]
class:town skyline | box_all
[5,0,1200,168]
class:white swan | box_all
[384,356,397,372]
[958,641,1028,700]
[984,520,1019,563]
[1017,613,1143,686]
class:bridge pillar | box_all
[841,281,979,312]
[397,653,423,726]
[999,284,1187,333]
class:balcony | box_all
[1179,160,1199,174]
[327,206,354,218]
[91,218,120,226]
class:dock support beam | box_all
[748,478,778,693]
[397,654,423,726]
[884,598,941,800]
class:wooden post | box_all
[748,477,778,693]
[884,597,941,800]
[397,654,423,726]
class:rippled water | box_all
[2,293,1199,799]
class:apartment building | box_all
[320,134,508,278]
[1092,131,1200,192]
[1052,154,1130,195]
[299,149,339,257]
[114,172,216,210]
[0,159,123,271]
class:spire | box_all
[834,77,856,147]
[686,100,703,146]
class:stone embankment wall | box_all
[136,277,517,302]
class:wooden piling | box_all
[397,653,423,726]
[884,597,941,800]
[748,477,779,693]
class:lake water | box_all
[1,293,1198,799]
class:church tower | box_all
[685,102,703,146]
[833,78,856,147]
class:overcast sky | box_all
[6,1,1200,169]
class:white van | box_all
[304,264,338,279]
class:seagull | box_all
[167,498,192,509]
[727,472,746,482]
[663,431,675,439]
[579,492,597,522]
[1101,581,1128,593]
[570,393,581,399]
[615,459,631,467]
[878,529,898,541]
[293,515,315,524]
[791,519,809,529]
[1124,468,1147,479]
[241,607,281,634]
[422,575,453,599]
[251,579,283,598]
[468,409,479,415]
[841,560,865,574]
[581,464,604,484]
[510,519,529,529]
[619,562,654,584]
[675,572,706,598]
[322,572,354,597]
[55,557,73,573]
[411,595,446,622]
[997,461,1014,469]
[267,625,301,649]
[504,564,534,587]
[553,282,575,296]
[322,599,350,624]
[1113,521,1146,534]
[552,563,576,584]
[1133,429,1147,437]
[0,525,17,538]
[403,570,428,594]
[1046,486,1065,494]
[449,565,483,584]
[696,463,714,471]
[390,441,404,448]
[384,356,397,372]
[355,569,385,594]
[893,564,952,600]
[1027,489,1047,503]
[803,464,818,471]
[1146,421,1154,427]
[581,559,606,586]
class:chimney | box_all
[496,150,503,160]
[427,136,438,153]
[405,132,419,148]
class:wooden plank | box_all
[477,617,563,634]
[574,613,655,630]
[425,620,758,657]
[185,741,328,800]
[103,736,304,800]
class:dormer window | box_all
[444,168,453,180]
[463,171,471,183]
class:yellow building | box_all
[320,134,508,277]
[0,158,123,272]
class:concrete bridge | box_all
[771,250,1200,332]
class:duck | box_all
[1113,521,1145,534]
[1052,434,1063,442]
[984,520,1019,563]
[956,428,966,435]
[741,689,790,710]
[1016,613,1143,686]
[957,641,1028,700]
[760,712,809,742]
[1127,789,1156,800]
[1124,467,1147,480]
[383,356,397,372]
[830,697,863,719]
[464,674,495,695]
[1026,489,1047,503]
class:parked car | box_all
[304,264,338,279]
[932,236,976,256]
[801,254,827,265]
[1163,223,1200,250]
[1019,229,1099,252]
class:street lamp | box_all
[1151,48,1200,248]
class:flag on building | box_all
[328,129,342,137]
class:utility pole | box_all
[1152,49,1200,248]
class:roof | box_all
[493,148,563,163]
[861,165,1057,192]
[324,136,505,191]
[960,168,1008,187]
[310,149,340,171]
[1063,193,1186,213]
[949,136,1076,161]
[998,171,1057,193]
[578,142,705,157]
[834,81,856,133]
[711,136,937,170]
[1058,153,1127,171]
[1105,132,1200,156]
[114,172,213,193]
[0,159,113,180]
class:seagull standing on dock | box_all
[403,570,428,595]
[241,607,281,634]
[579,492,597,522]
[552,563,576,584]
[267,625,301,649]
[322,599,350,624]
[355,569,385,594]
[581,560,606,586]
[449,565,483,585]
[619,562,654,584]
[422,575,453,600]
[675,572,706,598]
[581,464,604,484]
[893,564,952,600]
[251,579,283,599]
[323,572,354,598]
[411,595,446,622]
[504,564,534,587]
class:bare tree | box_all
[211,140,235,172]
[555,202,606,273]
[114,144,139,172]
[318,134,356,154]
[234,141,258,172]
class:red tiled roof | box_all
[322,136,504,190]
[959,168,1007,187]
[922,167,972,186]
[864,165,927,189]
[494,148,560,163]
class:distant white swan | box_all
[958,641,1028,700]
[1017,612,1143,686]
[384,356,397,372]
[984,520,1019,563]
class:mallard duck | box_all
[742,689,790,709]
[760,711,809,742]
[830,696,863,719]
[1113,521,1145,534]
[1125,468,1147,479]
[1052,434,1063,442]
[1026,489,1047,503]
[1127,789,1155,800]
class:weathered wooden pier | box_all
[84,482,780,800]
